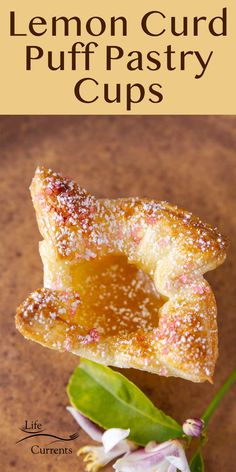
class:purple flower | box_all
[113,440,190,472]
[67,407,191,471]
[182,418,204,438]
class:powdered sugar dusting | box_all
[15,166,227,383]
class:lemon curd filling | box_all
[45,254,166,338]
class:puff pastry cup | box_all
[16,167,227,382]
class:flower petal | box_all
[167,441,190,472]
[79,442,131,471]
[66,406,103,442]
[102,428,130,453]
[114,449,165,471]
[167,466,176,472]
[145,440,172,453]
[113,440,190,472]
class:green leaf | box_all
[190,450,205,472]
[67,358,182,445]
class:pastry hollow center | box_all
[70,254,165,337]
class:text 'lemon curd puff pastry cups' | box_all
[16,167,227,383]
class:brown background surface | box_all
[0,116,235,471]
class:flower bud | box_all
[182,418,204,437]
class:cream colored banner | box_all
[0,1,235,114]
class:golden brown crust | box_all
[16,166,227,382]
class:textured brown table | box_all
[0,116,236,471]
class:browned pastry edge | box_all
[16,167,227,382]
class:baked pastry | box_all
[16,167,227,382]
